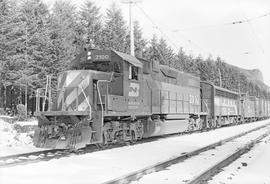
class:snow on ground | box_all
[0,120,270,184]
[131,126,270,184]
[209,129,270,184]
[14,118,38,126]
[0,117,44,156]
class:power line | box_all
[136,4,269,59]
[173,11,270,32]
[242,14,265,54]
[235,1,266,56]
[136,4,213,56]
[135,4,179,51]
[172,31,212,56]
[230,12,270,25]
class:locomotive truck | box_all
[33,49,270,149]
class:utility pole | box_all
[122,0,141,56]
[218,68,222,87]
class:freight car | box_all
[200,81,240,127]
[34,49,207,149]
[240,94,270,122]
[240,94,257,122]
[33,49,270,149]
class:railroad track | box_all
[0,149,70,167]
[102,122,270,184]
[187,130,270,184]
[0,121,268,168]
[0,145,100,168]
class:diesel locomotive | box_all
[33,49,270,149]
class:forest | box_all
[0,0,269,115]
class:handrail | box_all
[79,85,92,120]
[202,99,209,114]
[97,72,114,121]
[42,76,49,111]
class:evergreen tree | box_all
[0,0,269,105]
[0,0,51,109]
[101,3,128,52]
[0,0,14,108]
[176,47,187,71]
[144,35,176,67]
[143,34,158,60]
[156,38,176,66]
[125,20,147,57]
[0,0,20,87]
[49,0,80,83]
[133,21,147,57]
[79,0,103,49]
[18,0,52,89]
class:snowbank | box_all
[0,117,42,156]
[210,130,270,184]
[0,119,32,146]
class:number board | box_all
[91,50,111,62]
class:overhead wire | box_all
[240,10,266,55]
[229,12,270,25]
[173,11,270,57]
[235,1,267,57]
[230,11,268,55]
[173,11,270,32]
[135,4,212,56]
[135,4,179,51]
[135,4,269,59]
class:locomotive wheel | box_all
[97,133,108,149]
[207,120,212,129]
[196,119,203,130]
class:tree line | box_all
[0,0,269,113]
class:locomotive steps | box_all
[103,122,270,184]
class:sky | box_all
[44,0,270,86]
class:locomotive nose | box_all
[56,70,94,112]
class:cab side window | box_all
[129,65,138,80]
[113,62,121,73]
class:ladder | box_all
[36,75,52,112]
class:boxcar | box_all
[240,94,261,121]
[200,82,240,127]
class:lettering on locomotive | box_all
[128,83,140,97]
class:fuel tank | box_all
[143,119,189,138]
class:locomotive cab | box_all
[76,50,144,113]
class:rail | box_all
[102,122,270,184]
[188,129,270,184]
